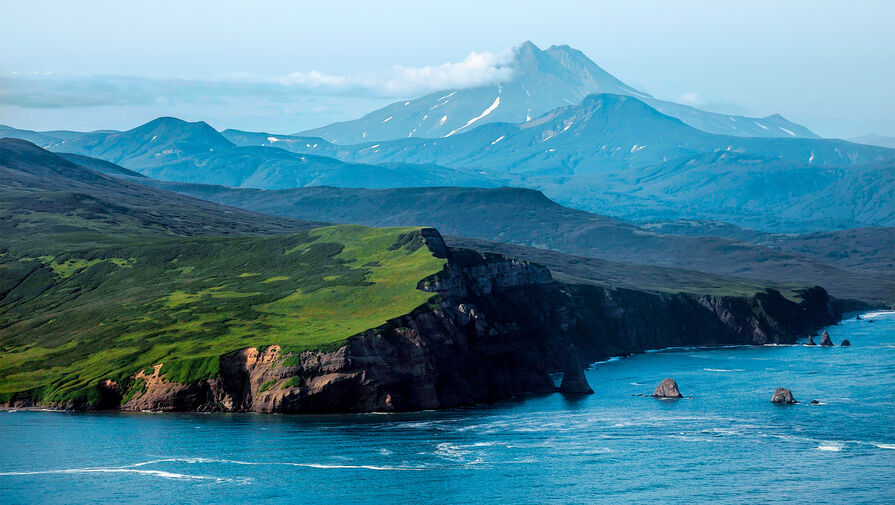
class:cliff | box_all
[114,230,840,413]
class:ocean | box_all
[2,311,893,504]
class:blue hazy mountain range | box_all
[2,92,893,231]
[34,117,491,189]
[1,47,893,232]
[299,42,819,143]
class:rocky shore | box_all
[6,230,845,414]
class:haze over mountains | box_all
[16,89,892,231]
[1,40,892,239]
[300,42,819,143]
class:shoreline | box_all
[5,309,887,417]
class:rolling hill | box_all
[0,139,448,407]
[115,180,895,304]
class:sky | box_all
[1,0,893,138]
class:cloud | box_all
[0,48,519,110]
[676,91,756,116]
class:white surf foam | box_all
[0,466,251,483]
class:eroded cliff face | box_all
[110,230,840,413]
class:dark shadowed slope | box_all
[0,138,318,253]
[126,180,895,304]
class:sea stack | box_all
[652,378,683,398]
[820,331,834,346]
[771,388,798,404]
[841,339,851,347]
[806,335,817,346]
[559,366,594,394]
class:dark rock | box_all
[96,379,122,410]
[820,331,834,346]
[652,378,683,398]
[771,387,798,404]
[856,314,862,320]
[806,335,816,346]
[106,232,842,414]
[840,339,851,347]
[559,365,593,394]
[810,399,820,404]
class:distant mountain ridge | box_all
[289,94,895,230]
[299,41,818,143]
[40,117,496,190]
[124,180,895,304]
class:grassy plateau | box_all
[0,225,446,405]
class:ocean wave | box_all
[874,443,895,450]
[703,368,744,372]
[128,457,426,472]
[591,356,623,365]
[0,466,252,483]
[817,443,843,452]
[862,310,895,319]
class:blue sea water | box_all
[2,312,893,504]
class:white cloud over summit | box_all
[273,48,517,96]
[0,48,519,114]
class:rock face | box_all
[559,362,594,394]
[84,230,840,413]
[820,331,834,346]
[840,339,851,346]
[806,335,817,345]
[771,388,798,404]
[652,378,683,398]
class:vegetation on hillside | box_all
[0,225,446,406]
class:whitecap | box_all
[874,443,895,450]
[0,467,251,483]
[817,443,843,452]
[703,368,745,372]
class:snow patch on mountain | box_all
[445,96,501,137]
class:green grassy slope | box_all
[0,140,446,406]
[0,225,446,405]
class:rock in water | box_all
[840,339,851,347]
[810,400,820,405]
[820,331,834,346]
[806,335,817,346]
[771,388,798,404]
[559,366,594,394]
[652,378,683,398]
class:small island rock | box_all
[806,335,816,346]
[560,366,594,394]
[840,339,851,347]
[652,378,683,398]
[819,331,834,346]
[810,400,820,404]
[771,388,798,404]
